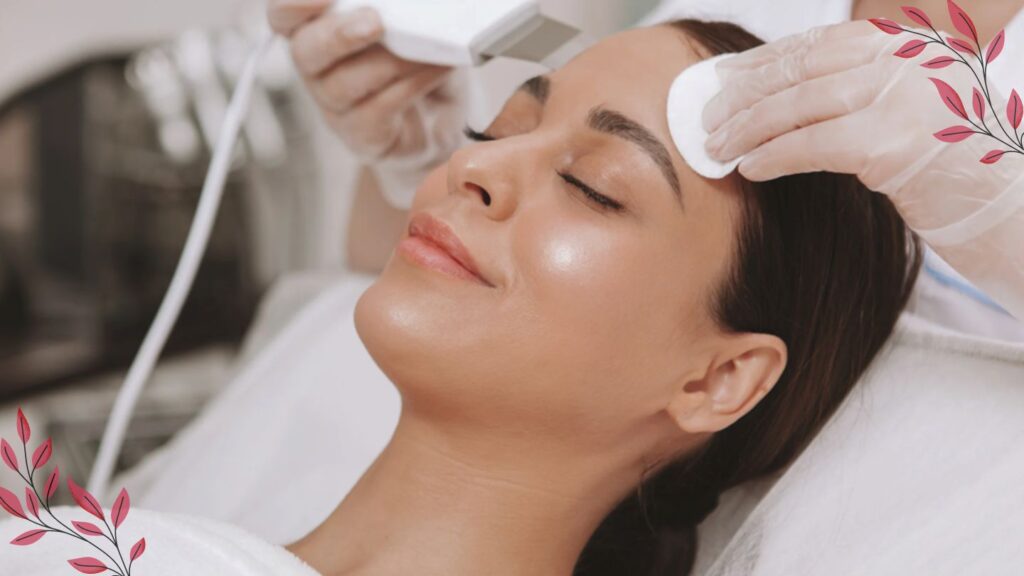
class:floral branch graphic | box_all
[870,0,1023,164]
[1,408,147,575]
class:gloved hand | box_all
[268,0,465,207]
[701,19,1024,319]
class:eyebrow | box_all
[515,75,683,210]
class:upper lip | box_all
[407,212,494,287]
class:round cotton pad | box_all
[667,53,744,180]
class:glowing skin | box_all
[288,26,786,576]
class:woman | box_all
[0,19,920,576]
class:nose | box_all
[446,138,531,220]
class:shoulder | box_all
[0,506,320,575]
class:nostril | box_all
[466,182,491,206]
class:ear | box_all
[666,333,787,434]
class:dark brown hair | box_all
[572,19,922,575]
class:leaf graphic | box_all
[947,36,976,54]
[1007,89,1022,129]
[895,39,928,58]
[869,18,904,34]
[0,439,17,472]
[130,537,147,561]
[901,6,933,27]
[10,529,47,546]
[934,126,976,142]
[947,0,978,43]
[981,150,1009,164]
[922,56,957,68]
[67,476,105,521]
[987,30,1006,63]
[24,488,39,519]
[68,557,108,574]
[72,521,105,537]
[16,408,30,444]
[112,488,130,528]
[0,486,27,519]
[972,88,986,120]
[44,465,60,501]
[930,77,969,119]
[31,438,52,470]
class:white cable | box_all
[88,33,276,497]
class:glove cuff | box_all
[918,167,1024,247]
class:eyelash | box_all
[461,125,624,212]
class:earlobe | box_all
[666,334,787,434]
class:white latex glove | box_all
[268,0,465,208]
[701,17,1024,320]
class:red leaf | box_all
[930,77,969,120]
[67,476,105,521]
[68,557,108,574]
[981,150,1008,164]
[10,529,47,546]
[0,486,26,519]
[24,488,39,519]
[869,18,904,34]
[947,0,978,43]
[72,521,105,537]
[934,126,976,142]
[44,466,60,501]
[16,408,30,444]
[112,488,130,529]
[901,6,933,27]
[922,56,957,68]
[130,537,147,561]
[895,39,928,57]
[947,36,976,54]
[973,88,986,120]
[31,438,52,470]
[987,30,1006,63]
[1007,89,1022,129]
[0,439,17,473]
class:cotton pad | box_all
[667,53,744,179]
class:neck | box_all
[289,408,656,576]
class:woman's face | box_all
[355,26,747,448]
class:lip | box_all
[398,212,494,287]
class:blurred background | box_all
[0,0,658,501]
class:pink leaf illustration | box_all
[72,521,105,537]
[130,537,147,561]
[10,529,47,546]
[934,126,976,142]
[987,30,1006,63]
[972,88,986,120]
[1007,89,1023,129]
[947,36,976,54]
[922,56,957,68]
[895,39,928,58]
[67,476,105,521]
[947,0,978,43]
[24,488,39,519]
[930,77,969,120]
[31,438,52,470]
[112,488,130,528]
[901,6,933,27]
[68,557,108,574]
[869,18,904,35]
[0,486,27,519]
[16,408,30,444]
[981,150,1008,164]
[0,439,17,472]
[44,466,59,501]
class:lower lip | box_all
[397,235,489,286]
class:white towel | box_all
[0,506,321,575]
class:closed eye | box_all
[462,124,624,213]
